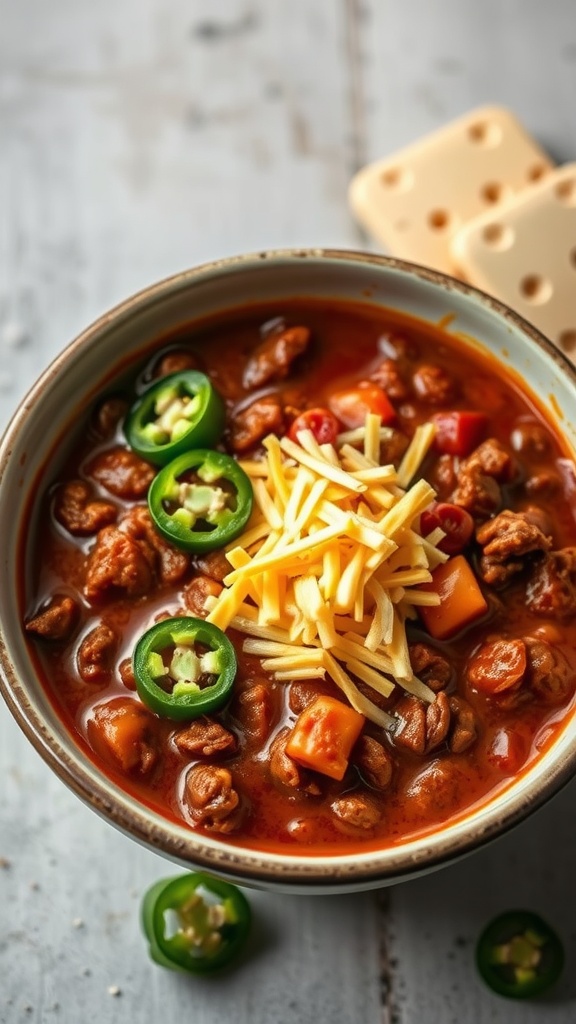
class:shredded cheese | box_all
[206,415,445,728]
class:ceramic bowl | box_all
[1,249,575,894]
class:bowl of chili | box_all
[1,248,576,893]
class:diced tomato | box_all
[287,407,340,446]
[467,638,527,695]
[432,410,488,457]
[328,382,396,429]
[420,501,475,555]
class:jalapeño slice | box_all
[124,370,225,465]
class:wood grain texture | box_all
[1,1,576,1022]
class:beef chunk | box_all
[174,717,237,758]
[460,438,516,483]
[526,548,576,620]
[89,697,159,774]
[525,639,573,705]
[230,396,284,453]
[330,791,381,830]
[77,623,119,684]
[393,693,450,755]
[370,358,410,400]
[91,397,128,440]
[409,642,453,692]
[183,575,223,617]
[193,549,231,583]
[54,480,118,536]
[451,466,501,519]
[233,682,274,746]
[185,764,243,833]
[448,696,477,753]
[269,729,321,794]
[25,595,78,642]
[85,447,155,500]
[476,509,552,587]
[353,735,393,790]
[405,758,467,817]
[85,524,155,600]
[412,364,457,405]
[122,506,190,585]
[154,350,199,377]
[381,429,410,467]
[243,324,310,389]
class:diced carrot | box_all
[285,695,365,781]
[419,555,488,640]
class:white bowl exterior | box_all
[1,250,576,892]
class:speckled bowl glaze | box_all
[1,249,576,894]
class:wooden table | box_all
[1,2,575,1021]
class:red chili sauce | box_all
[23,300,576,854]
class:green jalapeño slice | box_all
[133,617,237,721]
[476,910,564,999]
[141,872,251,975]
[124,370,225,465]
[148,449,253,554]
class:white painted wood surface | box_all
[1,2,576,1021]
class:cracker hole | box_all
[519,275,553,304]
[555,177,576,206]
[527,163,548,183]
[480,181,509,204]
[559,329,576,352]
[570,247,576,269]
[428,209,450,231]
[482,223,515,250]
[381,167,413,192]
[467,120,502,147]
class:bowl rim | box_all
[1,246,576,890]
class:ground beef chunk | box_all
[25,595,78,641]
[370,358,410,400]
[85,525,154,600]
[381,429,410,467]
[269,728,321,794]
[243,324,310,389]
[174,717,237,758]
[183,575,223,617]
[526,548,576,621]
[85,447,155,500]
[476,510,552,587]
[353,735,393,790]
[89,697,159,774]
[121,506,190,585]
[154,349,199,377]
[412,364,457,405]
[288,680,333,716]
[511,422,552,461]
[230,396,284,453]
[432,453,458,496]
[461,438,516,483]
[409,642,453,692]
[233,682,273,745]
[393,693,450,754]
[525,639,573,705]
[118,658,136,690]
[185,764,243,833]
[451,466,501,518]
[330,791,381,831]
[193,549,231,583]
[524,471,561,498]
[448,696,477,753]
[54,480,118,536]
[405,758,467,818]
[77,623,118,684]
[91,396,128,440]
